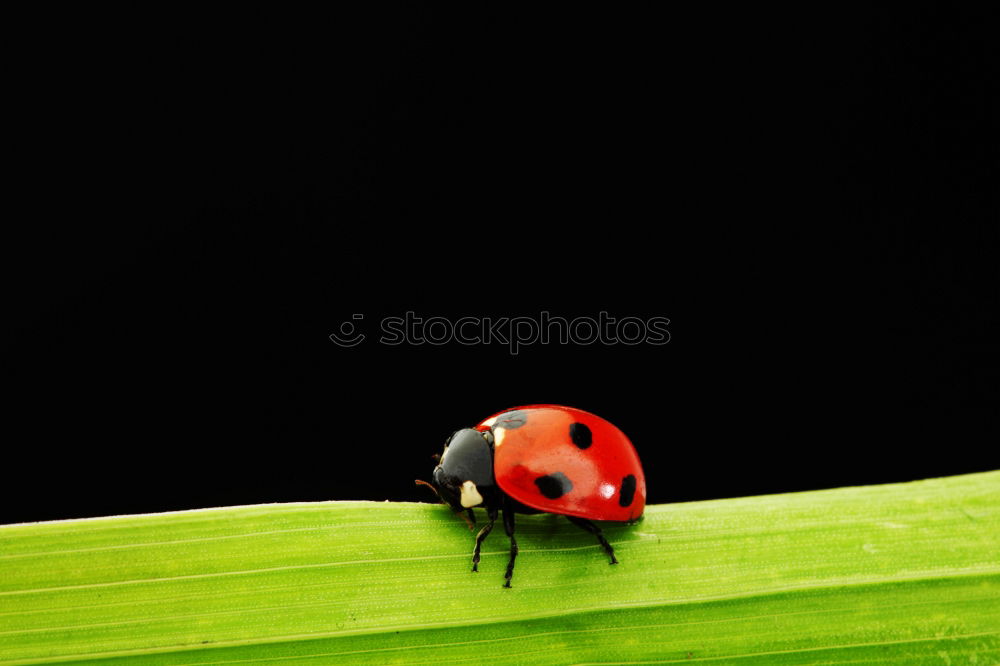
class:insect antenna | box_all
[414,479,476,531]
[415,479,442,502]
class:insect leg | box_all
[471,506,496,572]
[566,516,618,564]
[502,498,519,588]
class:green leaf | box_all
[2,471,999,664]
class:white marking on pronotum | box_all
[460,480,484,508]
[493,427,506,448]
[480,416,498,428]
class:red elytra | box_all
[475,404,646,522]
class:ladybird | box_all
[417,404,646,587]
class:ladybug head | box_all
[431,428,496,512]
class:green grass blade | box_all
[1,471,999,664]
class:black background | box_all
[4,6,997,524]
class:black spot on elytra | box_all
[494,410,527,429]
[619,474,637,507]
[534,472,573,499]
[568,422,592,449]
